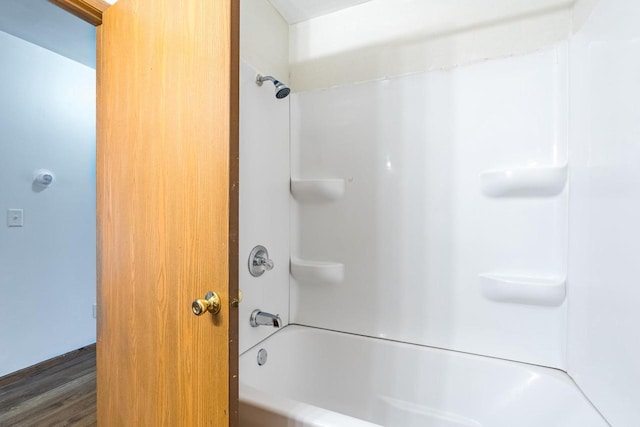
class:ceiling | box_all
[0,0,95,68]
[268,0,373,24]
[0,0,368,68]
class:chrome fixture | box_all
[257,348,268,366]
[249,245,274,277]
[256,74,290,99]
[250,309,282,328]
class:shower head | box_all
[256,74,291,99]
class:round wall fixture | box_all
[257,348,268,366]
[33,169,55,188]
[248,245,274,277]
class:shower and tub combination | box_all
[239,63,606,426]
[238,0,640,425]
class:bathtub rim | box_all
[240,324,608,425]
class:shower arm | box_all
[256,74,277,86]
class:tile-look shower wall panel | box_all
[567,0,640,424]
[239,60,290,354]
[291,46,569,368]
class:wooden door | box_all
[96,0,239,425]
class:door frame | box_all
[48,0,110,26]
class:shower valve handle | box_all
[249,245,274,277]
[255,256,274,271]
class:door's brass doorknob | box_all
[192,291,221,316]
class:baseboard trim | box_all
[0,344,96,388]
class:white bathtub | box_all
[239,326,607,427]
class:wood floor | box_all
[0,346,96,426]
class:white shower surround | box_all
[291,44,569,369]
[239,59,291,354]
[567,0,640,423]
[239,0,640,424]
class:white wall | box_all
[239,60,290,354]
[290,0,575,91]
[241,0,290,85]
[567,0,640,424]
[0,30,96,376]
[0,0,96,68]
[239,0,290,354]
[291,45,569,368]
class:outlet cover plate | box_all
[7,209,23,227]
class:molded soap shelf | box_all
[290,179,345,202]
[479,273,566,307]
[290,258,344,284]
[480,164,567,197]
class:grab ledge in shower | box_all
[480,164,567,197]
[290,178,345,202]
[290,258,344,284]
[479,273,566,306]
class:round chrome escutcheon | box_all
[257,348,268,366]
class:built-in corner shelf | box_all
[290,179,345,202]
[479,273,566,307]
[290,258,344,284]
[480,164,567,197]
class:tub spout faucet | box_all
[250,309,282,328]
